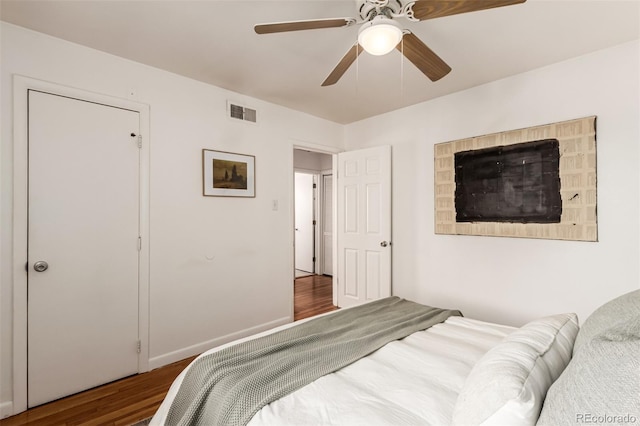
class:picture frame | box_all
[202,149,255,197]
[433,116,597,241]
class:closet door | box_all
[295,172,315,273]
[28,90,140,407]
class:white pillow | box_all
[451,313,578,426]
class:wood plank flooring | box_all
[0,356,196,426]
[294,274,338,321]
[1,275,336,426]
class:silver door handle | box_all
[380,241,389,247]
[33,261,49,272]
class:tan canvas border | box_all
[434,116,597,241]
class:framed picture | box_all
[434,116,597,241]
[202,149,255,197]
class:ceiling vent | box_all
[228,101,257,123]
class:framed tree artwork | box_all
[202,149,255,197]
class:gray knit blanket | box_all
[165,296,462,426]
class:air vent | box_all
[243,108,257,123]
[228,101,257,123]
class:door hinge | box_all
[313,257,316,263]
[313,183,317,189]
[136,340,141,354]
[312,220,316,226]
[137,236,142,251]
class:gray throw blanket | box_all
[166,296,461,426]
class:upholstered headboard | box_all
[537,290,640,425]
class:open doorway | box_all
[293,149,336,320]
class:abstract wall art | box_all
[434,116,597,241]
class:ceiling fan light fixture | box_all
[358,17,403,56]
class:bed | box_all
[151,290,639,426]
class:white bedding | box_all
[152,314,515,425]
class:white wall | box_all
[294,149,333,171]
[345,40,640,327]
[0,22,343,412]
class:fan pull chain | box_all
[355,41,360,97]
[400,37,404,102]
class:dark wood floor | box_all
[294,274,337,320]
[1,274,336,426]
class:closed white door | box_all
[28,90,140,407]
[295,172,315,273]
[322,174,333,276]
[337,146,392,308]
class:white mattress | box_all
[152,314,515,425]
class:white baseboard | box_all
[0,400,14,419]
[148,316,291,370]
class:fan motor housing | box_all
[358,0,405,21]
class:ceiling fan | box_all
[255,0,526,87]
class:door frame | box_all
[290,142,341,313]
[11,75,151,414]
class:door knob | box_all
[380,241,389,247]
[33,261,49,272]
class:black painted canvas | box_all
[454,139,562,223]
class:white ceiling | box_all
[1,0,638,124]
